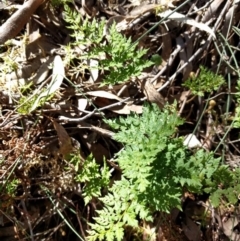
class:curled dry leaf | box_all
[25,19,41,59]
[110,104,143,114]
[87,90,124,101]
[85,142,110,163]
[182,216,201,241]
[177,35,192,81]
[106,15,126,32]
[30,55,65,112]
[159,25,172,64]
[30,56,55,85]
[47,55,65,92]
[140,79,165,109]
[26,34,59,58]
[222,216,240,241]
[51,119,73,156]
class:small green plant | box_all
[69,153,110,204]
[206,165,240,207]
[0,178,20,204]
[0,55,18,74]
[86,103,239,241]
[183,66,225,96]
[5,179,20,197]
[17,87,54,114]
[63,5,153,85]
[233,106,240,128]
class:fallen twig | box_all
[0,0,45,45]
[58,97,131,122]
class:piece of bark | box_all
[0,0,45,45]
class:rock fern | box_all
[80,103,240,240]
[86,104,196,240]
[63,5,153,85]
[183,66,225,96]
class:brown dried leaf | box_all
[159,25,172,63]
[25,18,41,59]
[30,55,64,112]
[177,36,192,81]
[30,56,54,85]
[0,226,16,237]
[222,216,240,240]
[27,35,58,57]
[110,104,143,114]
[86,142,110,163]
[142,222,156,241]
[51,119,73,156]
[141,79,165,109]
[182,216,201,241]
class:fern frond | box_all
[88,103,238,240]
